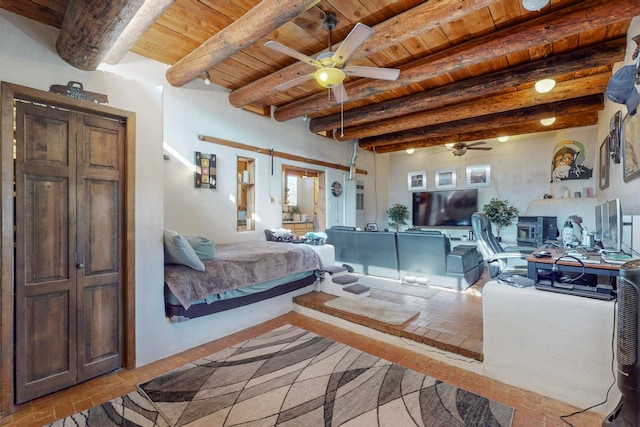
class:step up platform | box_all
[342,283,371,299]
[324,265,348,276]
[317,268,370,298]
[331,274,359,286]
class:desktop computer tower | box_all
[604,260,640,426]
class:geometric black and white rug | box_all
[44,390,169,426]
[138,324,514,426]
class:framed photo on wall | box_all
[610,110,622,164]
[599,137,609,190]
[435,169,456,189]
[194,151,217,189]
[465,164,491,187]
[622,113,640,183]
[407,171,427,191]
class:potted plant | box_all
[482,198,519,239]
[386,203,410,232]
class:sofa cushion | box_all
[447,246,479,274]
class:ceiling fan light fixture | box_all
[315,67,345,88]
[406,148,415,154]
[540,117,556,126]
[522,0,549,11]
[498,136,510,142]
[535,78,556,93]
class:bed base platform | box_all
[165,272,317,322]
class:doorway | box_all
[0,82,136,414]
[282,165,326,233]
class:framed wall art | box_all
[610,110,621,164]
[465,164,491,187]
[435,169,456,189]
[622,113,640,183]
[407,171,427,191]
[195,151,217,188]
[599,136,609,190]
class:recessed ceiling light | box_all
[406,148,415,154]
[535,78,556,93]
[522,0,550,11]
[540,117,556,126]
[498,136,510,142]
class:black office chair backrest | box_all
[471,212,507,272]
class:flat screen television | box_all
[412,189,478,227]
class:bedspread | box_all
[165,241,323,309]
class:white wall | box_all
[385,128,598,241]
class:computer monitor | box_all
[602,199,623,252]
[594,203,604,243]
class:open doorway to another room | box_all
[282,165,326,235]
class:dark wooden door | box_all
[14,102,124,404]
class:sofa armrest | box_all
[447,246,479,274]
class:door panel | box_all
[15,103,77,404]
[76,114,123,381]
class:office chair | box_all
[471,212,532,281]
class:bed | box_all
[164,240,323,322]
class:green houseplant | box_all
[386,203,410,232]
[482,198,519,239]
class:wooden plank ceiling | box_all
[3,0,638,154]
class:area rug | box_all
[45,390,169,427]
[139,324,513,426]
[324,296,420,325]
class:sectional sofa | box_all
[325,227,483,291]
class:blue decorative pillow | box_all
[183,234,215,260]
[163,230,205,271]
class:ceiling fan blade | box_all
[332,23,374,66]
[467,147,493,150]
[264,41,321,68]
[274,73,315,91]
[343,65,400,81]
[331,84,349,104]
[465,141,487,147]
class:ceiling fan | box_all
[264,13,400,103]
[449,141,493,156]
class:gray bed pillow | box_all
[183,234,215,260]
[164,229,205,271]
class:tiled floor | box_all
[294,272,486,360]
[0,273,605,426]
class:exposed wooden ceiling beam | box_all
[370,112,600,154]
[309,37,625,134]
[103,0,175,65]
[360,94,604,149]
[56,0,145,70]
[227,0,499,108]
[341,73,609,141]
[272,0,640,122]
[165,0,320,87]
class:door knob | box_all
[76,263,84,269]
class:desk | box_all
[526,247,620,282]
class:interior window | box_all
[237,156,255,231]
